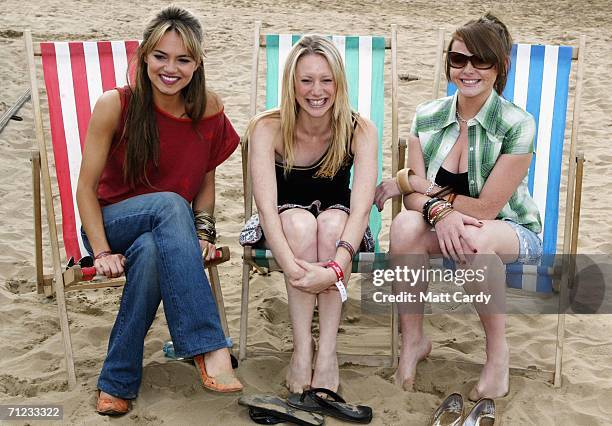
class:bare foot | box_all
[469,342,509,401]
[286,346,313,394]
[394,336,432,391]
[311,350,339,392]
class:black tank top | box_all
[275,152,354,209]
[275,117,357,209]
[435,167,470,196]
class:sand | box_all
[1,0,611,424]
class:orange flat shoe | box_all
[194,354,243,393]
[96,390,130,416]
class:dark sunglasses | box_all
[448,51,495,70]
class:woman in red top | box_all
[76,6,242,415]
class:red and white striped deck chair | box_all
[25,31,232,387]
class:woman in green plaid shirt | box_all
[375,14,542,400]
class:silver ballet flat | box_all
[462,398,495,426]
[429,392,464,426]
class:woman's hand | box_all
[434,210,483,264]
[289,259,337,294]
[374,178,402,211]
[94,254,126,278]
[199,240,218,262]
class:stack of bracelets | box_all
[421,184,457,227]
[193,210,216,244]
[336,239,356,259]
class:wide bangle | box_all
[396,168,415,195]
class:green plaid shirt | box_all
[410,90,542,233]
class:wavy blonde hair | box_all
[247,35,355,178]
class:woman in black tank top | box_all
[242,36,378,394]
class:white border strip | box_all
[532,45,558,239]
[513,44,531,109]
[357,36,372,119]
[111,41,128,88]
[83,42,103,112]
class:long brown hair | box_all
[246,35,356,178]
[123,5,207,187]
[446,13,513,95]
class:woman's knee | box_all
[463,223,497,255]
[389,210,429,251]
[149,192,192,220]
[280,210,318,246]
[316,210,347,242]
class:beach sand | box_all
[1,0,611,424]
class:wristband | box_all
[325,261,347,302]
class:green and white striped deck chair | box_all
[395,29,586,387]
[239,23,400,366]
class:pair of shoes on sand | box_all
[429,392,497,426]
[239,388,373,425]
[96,354,243,416]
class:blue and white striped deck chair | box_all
[239,22,400,366]
[422,29,586,387]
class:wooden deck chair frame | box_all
[238,22,402,367]
[24,30,233,388]
[395,29,586,388]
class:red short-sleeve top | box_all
[96,86,239,206]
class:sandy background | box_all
[1,0,611,424]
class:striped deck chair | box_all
[24,31,233,387]
[396,29,586,387]
[239,23,401,366]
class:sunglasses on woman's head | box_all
[448,51,495,70]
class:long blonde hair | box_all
[123,5,207,187]
[247,35,355,178]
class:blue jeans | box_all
[81,192,228,399]
[505,220,543,264]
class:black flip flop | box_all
[238,394,324,426]
[248,407,284,424]
[286,388,373,424]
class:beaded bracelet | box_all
[94,250,112,260]
[424,180,439,196]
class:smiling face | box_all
[449,39,498,104]
[145,30,199,102]
[294,53,336,119]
